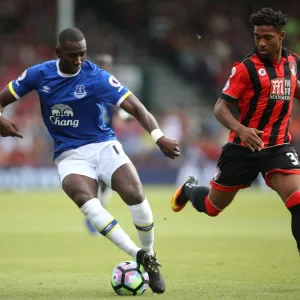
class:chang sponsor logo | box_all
[50,104,79,128]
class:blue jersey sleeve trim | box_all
[8,81,20,99]
[116,91,132,106]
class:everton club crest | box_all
[74,85,87,99]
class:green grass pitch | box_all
[0,186,299,299]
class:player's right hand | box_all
[156,136,181,159]
[237,127,263,152]
[0,116,23,138]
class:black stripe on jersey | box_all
[256,63,278,131]
[268,61,291,146]
[233,59,261,144]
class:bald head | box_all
[58,27,85,46]
[56,27,87,74]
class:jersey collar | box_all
[254,47,289,65]
[56,60,81,77]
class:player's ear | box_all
[55,46,61,58]
[280,30,285,41]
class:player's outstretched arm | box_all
[214,98,263,152]
[0,85,23,138]
[120,94,180,159]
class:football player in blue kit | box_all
[0,28,181,294]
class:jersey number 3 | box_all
[286,152,299,165]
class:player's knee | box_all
[206,204,221,217]
[204,195,222,217]
[74,191,95,207]
[119,182,144,205]
[62,186,95,208]
[62,175,97,207]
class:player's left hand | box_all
[156,136,181,159]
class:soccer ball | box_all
[111,261,149,296]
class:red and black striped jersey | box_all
[221,48,300,147]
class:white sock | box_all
[81,198,140,258]
[128,198,154,255]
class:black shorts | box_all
[211,143,300,192]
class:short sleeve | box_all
[8,64,41,99]
[94,70,131,106]
[220,62,249,103]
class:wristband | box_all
[151,129,164,143]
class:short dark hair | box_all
[250,8,288,31]
[58,27,85,45]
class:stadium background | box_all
[1,2,300,300]
[1,0,300,189]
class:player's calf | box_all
[81,198,141,257]
[171,176,227,216]
[286,190,300,255]
[129,198,154,254]
[185,185,222,217]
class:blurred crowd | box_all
[1,0,300,186]
[115,0,300,102]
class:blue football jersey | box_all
[103,103,114,129]
[8,60,131,160]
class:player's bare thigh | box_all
[111,163,144,206]
[209,187,239,210]
[268,173,300,203]
[62,174,98,207]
